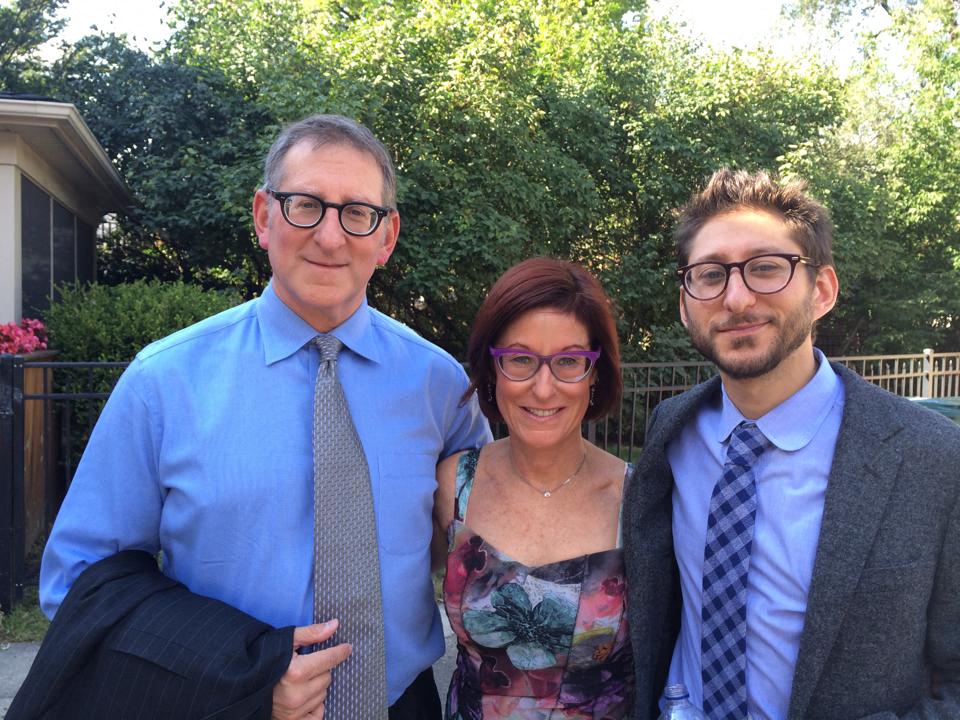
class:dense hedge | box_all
[44,280,243,362]
[41,281,243,467]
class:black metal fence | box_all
[0,356,127,612]
[2,350,959,612]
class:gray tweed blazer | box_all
[623,363,960,720]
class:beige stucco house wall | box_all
[0,95,128,324]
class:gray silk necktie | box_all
[311,334,387,718]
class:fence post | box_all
[922,348,934,399]
[0,354,27,613]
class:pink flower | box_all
[0,318,48,354]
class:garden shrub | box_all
[44,280,243,362]
[42,281,243,469]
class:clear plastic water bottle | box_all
[657,683,707,720]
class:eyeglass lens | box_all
[497,352,594,382]
[282,194,380,235]
[685,255,796,299]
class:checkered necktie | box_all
[311,335,387,718]
[701,422,769,720]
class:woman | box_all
[433,257,632,718]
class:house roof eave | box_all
[0,98,131,212]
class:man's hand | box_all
[272,620,352,719]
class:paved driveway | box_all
[0,642,40,717]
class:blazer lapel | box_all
[787,365,904,718]
[628,376,721,521]
[626,376,720,719]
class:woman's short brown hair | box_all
[464,257,622,422]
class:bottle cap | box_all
[664,683,690,700]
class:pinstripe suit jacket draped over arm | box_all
[9,551,295,720]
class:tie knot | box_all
[313,334,343,362]
[728,422,769,465]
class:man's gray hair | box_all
[261,114,397,207]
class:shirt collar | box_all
[256,282,382,365]
[717,348,841,451]
[329,297,382,364]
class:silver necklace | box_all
[509,451,587,498]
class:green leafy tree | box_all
[46,33,277,294]
[13,0,908,359]
[621,25,844,354]
[0,0,66,92]
[783,0,960,352]
[164,0,844,359]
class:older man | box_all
[625,169,960,719]
[40,115,491,718]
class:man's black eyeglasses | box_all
[267,190,391,237]
[678,253,821,301]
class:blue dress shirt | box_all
[666,350,845,719]
[40,283,492,704]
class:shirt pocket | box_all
[376,452,437,555]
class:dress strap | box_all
[454,448,481,523]
[617,461,634,548]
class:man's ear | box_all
[375,209,400,266]
[812,265,839,322]
[679,289,690,328]
[253,190,271,250]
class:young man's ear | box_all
[812,265,839,322]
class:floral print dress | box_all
[443,449,634,719]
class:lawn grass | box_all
[0,532,50,644]
[0,585,49,643]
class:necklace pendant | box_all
[543,491,552,498]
